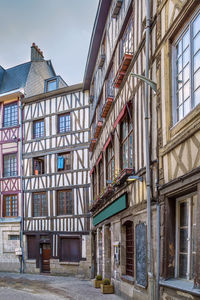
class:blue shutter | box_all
[57,156,64,169]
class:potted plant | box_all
[100,278,114,294]
[93,274,104,288]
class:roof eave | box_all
[83,0,112,90]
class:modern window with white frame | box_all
[175,194,197,280]
[172,11,200,123]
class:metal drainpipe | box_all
[156,159,160,300]
[145,0,154,299]
[20,96,24,273]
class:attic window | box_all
[45,78,57,92]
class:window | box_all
[60,237,81,262]
[57,152,71,171]
[107,142,114,181]
[119,16,133,62]
[93,168,97,200]
[125,221,134,277]
[175,195,197,279]
[33,120,44,139]
[33,157,45,175]
[8,235,20,240]
[3,153,17,177]
[58,113,71,133]
[3,102,18,127]
[3,195,18,217]
[98,159,104,194]
[57,190,73,215]
[173,12,200,123]
[33,193,47,217]
[121,111,133,169]
[46,79,57,92]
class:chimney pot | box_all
[31,43,44,61]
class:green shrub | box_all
[95,274,102,281]
[103,278,110,285]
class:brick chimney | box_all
[31,43,44,61]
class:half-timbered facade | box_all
[22,84,91,277]
[84,0,158,299]
[157,1,200,299]
[0,43,57,272]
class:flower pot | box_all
[100,284,114,294]
[93,279,104,288]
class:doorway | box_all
[41,243,51,273]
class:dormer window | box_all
[45,78,57,92]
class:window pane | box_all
[180,202,188,226]
[47,80,57,92]
[183,64,190,83]
[193,32,200,54]
[193,14,200,37]
[180,229,188,252]
[3,103,18,127]
[177,56,182,73]
[194,87,200,106]
[183,81,190,101]
[33,120,44,138]
[194,68,200,90]
[4,154,17,177]
[179,254,188,278]
[59,114,71,133]
[184,98,191,116]
[182,30,189,51]
[183,47,190,67]
[194,51,200,72]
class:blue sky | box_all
[0,0,99,85]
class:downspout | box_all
[156,159,160,300]
[20,96,24,273]
[144,0,154,299]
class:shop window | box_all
[33,119,44,139]
[57,152,71,171]
[33,157,45,175]
[60,237,81,262]
[33,193,47,217]
[57,190,73,215]
[172,11,200,123]
[58,113,71,133]
[125,221,134,277]
[3,195,18,217]
[3,102,18,127]
[3,153,17,177]
[120,110,133,170]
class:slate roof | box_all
[0,62,31,95]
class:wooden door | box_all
[42,243,51,273]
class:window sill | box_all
[120,275,134,285]
[160,279,200,296]
[59,261,79,266]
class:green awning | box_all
[93,193,127,226]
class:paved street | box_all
[0,273,122,300]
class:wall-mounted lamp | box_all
[127,175,143,182]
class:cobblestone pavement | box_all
[0,273,123,300]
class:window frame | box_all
[57,190,73,216]
[59,236,81,262]
[45,77,58,92]
[3,194,18,217]
[175,193,197,280]
[120,110,133,170]
[3,153,18,178]
[57,152,71,171]
[125,221,134,277]
[172,10,200,124]
[92,168,97,200]
[32,192,47,217]
[106,141,115,182]
[98,158,104,194]
[58,113,71,134]
[33,157,45,175]
[3,102,18,128]
[33,119,45,139]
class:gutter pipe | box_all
[20,96,24,273]
[156,158,160,300]
[144,0,154,298]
